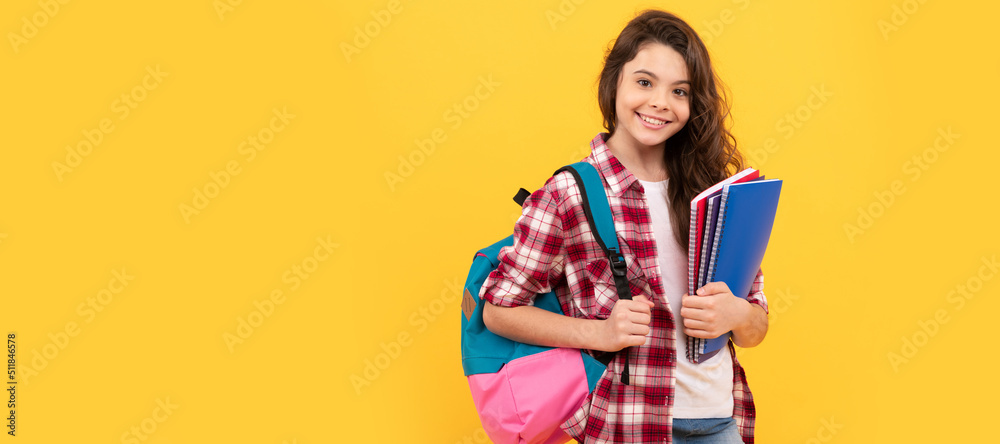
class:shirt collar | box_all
[586,132,642,197]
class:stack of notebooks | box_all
[686,167,782,363]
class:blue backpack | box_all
[460,162,633,444]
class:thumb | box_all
[632,294,655,308]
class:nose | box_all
[649,87,671,110]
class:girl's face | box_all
[613,42,691,151]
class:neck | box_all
[605,132,669,182]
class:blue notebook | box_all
[697,176,766,289]
[688,178,782,363]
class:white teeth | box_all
[640,114,666,125]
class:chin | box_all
[634,132,671,148]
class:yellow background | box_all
[1,0,998,442]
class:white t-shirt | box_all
[638,178,734,419]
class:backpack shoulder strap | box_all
[554,162,632,302]
[554,161,635,385]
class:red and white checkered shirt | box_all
[481,133,767,443]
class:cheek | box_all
[675,102,692,123]
[615,92,635,113]
[615,98,629,116]
[616,87,647,111]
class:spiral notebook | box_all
[687,168,759,299]
[687,178,782,363]
[697,176,767,288]
[696,193,723,289]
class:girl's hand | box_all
[680,282,751,339]
[596,295,655,352]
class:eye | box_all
[673,88,689,97]
[638,79,652,87]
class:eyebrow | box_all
[633,69,690,85]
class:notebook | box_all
[688,178,783,363]
[698,176,766,288]
[687,168,759,297]
[697,193,723,289]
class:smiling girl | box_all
[480,10,768,443]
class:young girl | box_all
[480,9,769,444]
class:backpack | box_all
[460,161,633,444]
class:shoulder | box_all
[522,166,594,218]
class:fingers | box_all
[601,322,649,351]
[618,322,651,338]
[600,297,655,351]
[681,293,713,311]
[696,281,731,296]
[633,294,655,309]
[620,298,652,329]
[618,295,654,330]
[682,318,723,339]
[682,294,726,323]
[613,317,650,346]
[622,333,648,348]
[609,304,651,332]
[683,326,714,339]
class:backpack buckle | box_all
[608,252,632,301]
[610,253,627,278]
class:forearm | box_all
[482,302,605,351]
[731,301,768,348]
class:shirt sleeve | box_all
[480,181,567,308]
[745,268,768,314]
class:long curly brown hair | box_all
[598,9,745,249]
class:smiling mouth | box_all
[637,113,669,126]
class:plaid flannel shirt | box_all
[481,133,768,443]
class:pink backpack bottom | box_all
[468,347,594,444]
